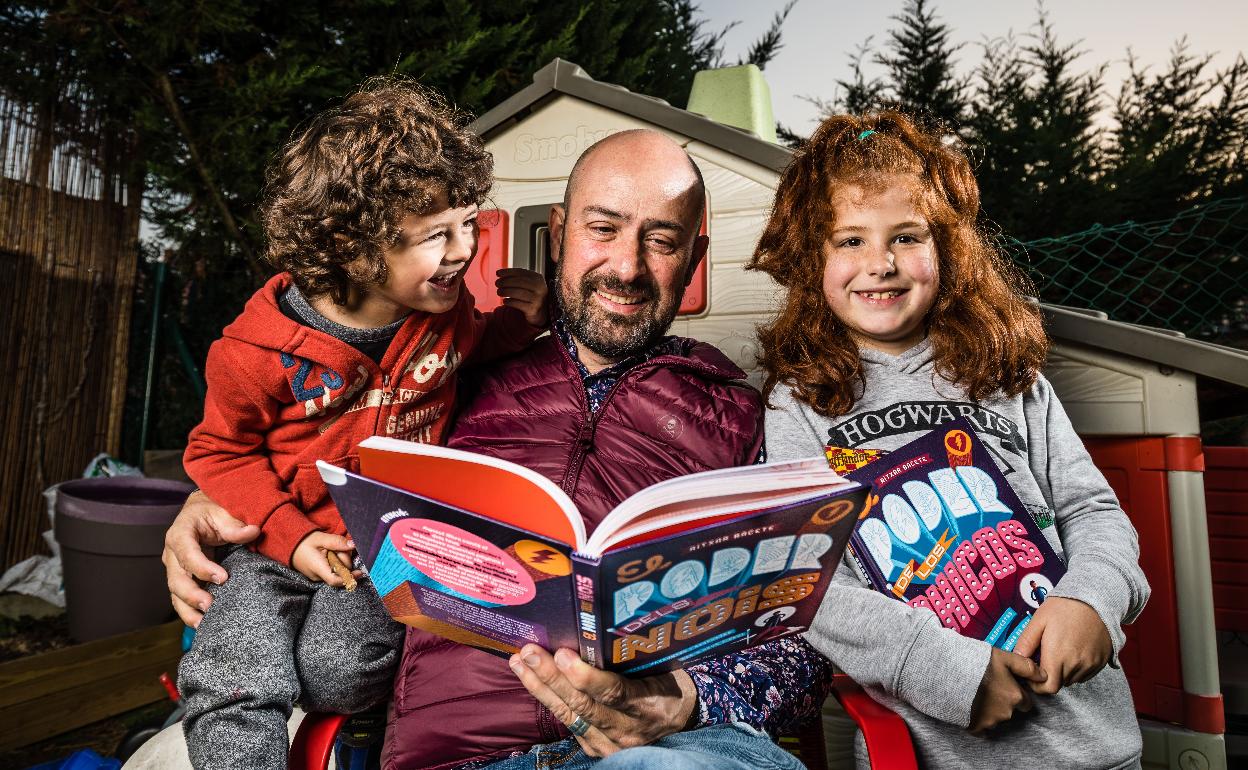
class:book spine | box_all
[845,541,876,592]
[570,554,608,669]
[847,531,889,593]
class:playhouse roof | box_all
[473,59,1248,389]
[1042,305,1248,387]
[471,59,791,174]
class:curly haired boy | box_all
[178,79,548,770]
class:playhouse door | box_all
[462,209,510,312]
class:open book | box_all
[318,437,867,674]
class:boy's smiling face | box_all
[353,191,479,325]
[821,177,940,355]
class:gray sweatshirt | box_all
[766,339,1148,769]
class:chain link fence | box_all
[1003,197,1248,347]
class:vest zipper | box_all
[560,372,631,498]
[555,341,728,499]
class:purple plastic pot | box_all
[54,477,194,642]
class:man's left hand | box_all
[509,644,697,757]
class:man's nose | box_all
[605,235,648,283]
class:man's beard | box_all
[555,248,682,361]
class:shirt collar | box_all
[554,319,680,378]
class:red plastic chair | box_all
[831,674,919,769]
[289,711,348,770]
[288,679,919,770]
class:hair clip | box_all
[856,129,877,141]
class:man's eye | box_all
[463,217,477,229]
[423,231,447,243]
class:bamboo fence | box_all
[0,91,141,572]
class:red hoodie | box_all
[184,273,541,566]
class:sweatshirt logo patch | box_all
[826,401,1027,459]
[824,446,887,474]
[280,352,343,402]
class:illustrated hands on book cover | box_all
[318,437,868,675]
[838,418,1066,652]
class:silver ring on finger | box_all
[568,715,591,737]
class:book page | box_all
[585,486,848,555]
[584,458,852,555]
[358,437,586,548]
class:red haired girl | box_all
[751,111,1148,768]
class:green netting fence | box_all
[1002,197,1248,345]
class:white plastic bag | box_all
[82,452,143,478]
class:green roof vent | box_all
[686,64,777,144]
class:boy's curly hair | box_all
[261,78,492,304]
[746,110,1048,417]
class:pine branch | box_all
[740,0,797,71]
[154,72,265,280]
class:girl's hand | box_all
[291,531,356,586]
[496,268,549,328]
[968,647,1047,733]
[1011,596,1111,695]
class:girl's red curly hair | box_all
[747,110,1048,417]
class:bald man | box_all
[154,131,830,770]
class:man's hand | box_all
[290,531,356,586]
[968,647,1047,734]
[496,268,549,328]
[162,490,260,627]
[508,645,697,757]
[1011,596,1111,695]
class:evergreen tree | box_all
[791,40,885,144]
[874,0,968,128]
[1,0,774,453]
[838,40,889,115]
[739,0,797,71]
[1104,44,1248,221]
[800,0,965,133]
[966,34,1032,236]
[969,12,1104,240]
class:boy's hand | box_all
[968,647,1047,733]
[496,268,548,327]
[1011,596,1111,695]
[291,531,356,587]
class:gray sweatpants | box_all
[178,547,403,770]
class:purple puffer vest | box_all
[382,334,764,770]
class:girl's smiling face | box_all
[821,177,940,355]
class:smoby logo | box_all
[513,125,617,164]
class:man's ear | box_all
[683,234,709,287]
[548,204,567,264]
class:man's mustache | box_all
[580,274,657,303]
